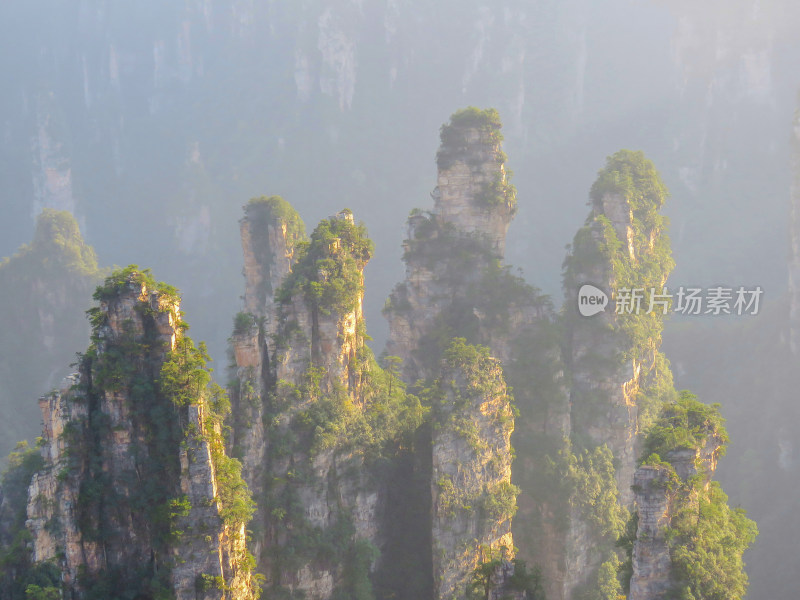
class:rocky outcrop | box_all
[229,196,306,527]
[564,186,650,509]
[25,268,257,600]
[628,465,673,600]
[231,206,384,598]
[384,108,559,600]
[384,108,539,384]
[629,440,723,600]
[431,342,517,600]
[557,150,674,599]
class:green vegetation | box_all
[0,442,59,600]
[467,555,545,600]
[437,107,504,170]
[0,209,103,460]
[566,444,628,542]
[244,196,308,305]
[627,394,757,599]
[668,482,757,600]
[233,311,258,335]
[25,208,99,275]
[440,339,506,399]
[640,391,728,466]
[6,267,257,598]
[91,263,177,303]
[276,213,372,315]
[476,170,517,213]
[273,349,426,460]
[245,196,307,245]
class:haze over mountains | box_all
[1,1,799,598]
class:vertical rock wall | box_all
[25,271,257,599]
[431,345,516,599]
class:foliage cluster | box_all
[640,391,728,466]
[437,107,504,170]
[0,442,60,600]
[245,196,307,247]
[626,393,757,599]
[467,555,545,600]
[276,213,372,316]
[233,311,258,335]
[564,443,628,542]
[475,170,517,213]
[92,264,179,305]
[276,350,426,461]
[667,482,757,600]
[439,339,506,403]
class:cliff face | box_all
[628,396,750,600]
[430,342,516,600]
[24,268,257,599]
[229,196,306,520]
[230,177,526,600]
[563,155,674,508]
[231,204,399,598]
[556,150,675,598]
[384,108,562,599]
[384,108,538,384]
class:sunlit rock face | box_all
[629,437,723,600]
[231,204,382,598]
[26,273,257,600]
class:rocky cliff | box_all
[384,107,541,383]
[628,394,756,599]
[0,108,762,600]
[430,341,516,600]
[21,267,258,599]
[230,203,424,598]
[555,150,677,598]
[229,174,528,599]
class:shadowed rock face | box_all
[26,272,257,600]
[385,111,536,385]
[431,350,516,599]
